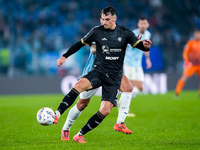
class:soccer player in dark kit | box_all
[54,6,152,143]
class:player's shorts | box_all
[123,66,144,82]
[81,68,122,107]
[183,65,200,77]
[79,88,98,99]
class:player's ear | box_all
[114,15,117,22]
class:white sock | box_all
[62,104,82,131]
[55,110,61,119]
[132,86,140,98]
[116,92,132,124]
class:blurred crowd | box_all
[0,0,199,77]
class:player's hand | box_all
[184,60,192,68]
[57,57,66,67]
[91,44,96,54]
[137,34,142,40]
[146,58,152,69]
[143,39,152,49]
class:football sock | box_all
[132,86,140,98]
[175,79,185,95]
[79,110,105,135]
[116,92,132,124]
[57,88,80,115]
[62,104,82,131]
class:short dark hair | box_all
[102,6,117,16]
[139,17,148,21]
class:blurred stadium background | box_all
[0,0,199,95]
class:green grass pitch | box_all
[0,91,200,150]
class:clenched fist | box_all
[57,57,66,67]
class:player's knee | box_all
[120,84,133,92]
[125,84,133,92]
[136,84,143,91]
[77,101,88,111]
[74,82,87,92]
[100,109,110,116]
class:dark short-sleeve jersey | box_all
[81,25,140,75]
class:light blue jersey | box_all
[124,29,151,68]
[82,52,96,76]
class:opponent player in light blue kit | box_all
[123,17,152,116]
[60,17,134,141]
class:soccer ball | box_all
[36,107,55,125]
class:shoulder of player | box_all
[145,30,151,35]
[116,24,130,31]
[92,25,103,31]
[187,39,196,45]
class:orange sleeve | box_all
[183,41,192,61]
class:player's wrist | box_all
[62,54,67,59]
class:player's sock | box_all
[56,88,80,116]
[175,79,185,95]
[62,104,82,131]
[132,86,140,98]
[79,110,106,135]
[116,92,132,124]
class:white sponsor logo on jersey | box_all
[110,49,121,52]
[105,56,119,60]
[102,37,107,41]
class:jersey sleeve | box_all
[127,29,141,48]
[81,27,96,46]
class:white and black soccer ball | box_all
[36,107,55,125]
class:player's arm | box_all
[144,52,152,69]
[183,42,191,62]
[57,41,85,67]
[57,27,96,67]
[183,41,192,67]
[128,30,152,52]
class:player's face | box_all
[101,13,116,29]
[194,31,200,40]
[138,19,149,33]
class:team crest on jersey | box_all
[102,45,110,54]
[118,37,122,42]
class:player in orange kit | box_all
[175,30,200,98]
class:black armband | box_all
[62,41,85,58]
[135,41,150,52]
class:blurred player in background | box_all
[175,30,200,98]
[123,17,151,116]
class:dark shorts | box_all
[82,68,122,107]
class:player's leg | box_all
[61,89,98,140]
[130,67,144,98]
[174,66,195,98]
[73,83,119,143]
[73,101,113,143]
[130,80,143,97]
[196,66,200,97]
[61,99,90,141]
[114,74,133,134]
[54,71,100,123]
[54,78,92,121]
